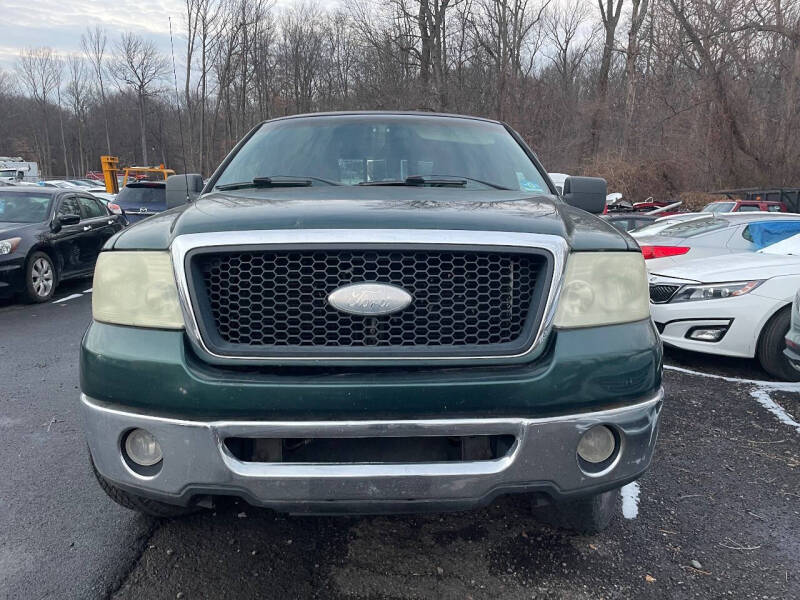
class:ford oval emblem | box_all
[327,282,413,316]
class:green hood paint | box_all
[108,187,635,252]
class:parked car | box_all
[602,213,658,232]
[785,287,800,373]
[649,233,800,380]
[38,180,83,189]
[702,200,787,213]
[81,112,662,533]
[632,213,800,269]
[0,187,125,302]
[114,181,166,223]
[548,172,569,194]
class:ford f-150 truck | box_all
[81,112,663,533]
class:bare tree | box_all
[622,0,650,150]
[17,47,61,176]
[111,32,169,164]
[66,57,90,175]
[586,0,624,157]
[81,26,113,154]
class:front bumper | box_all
[785,334,800,371]
[83,389,662,513]
[0,254,25,297]
[650,293,785,358]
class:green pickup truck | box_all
[81,112,662,533]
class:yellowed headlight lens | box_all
[554,252,650,328]
[92,252,184,329]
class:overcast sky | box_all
[1,0,187,70]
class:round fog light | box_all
[577,425,616,464]
[124,429,163,466]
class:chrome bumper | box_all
[82,390,663,513]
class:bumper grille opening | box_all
[187,248,550,360]
[649,284,680,304]
[224,435,516,464]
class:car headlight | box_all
[0,237,21,255]
[554,252,650,328]
[670,280,763,303]
[92,251,184,328]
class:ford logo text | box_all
[327,282,413,316]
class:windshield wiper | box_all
[216,175,341,191]
[358,175,511,190]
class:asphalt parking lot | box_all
[1,283,798,600]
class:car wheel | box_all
[90,455,199,518]
[532,489,617,534]
[23,251,56,303]
[757,307,800,382]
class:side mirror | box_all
[59,214,81,225]
[562,176,608,214]
[166,174,204,208]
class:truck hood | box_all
[650,251,800,283]
[109,187,633,251]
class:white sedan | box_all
[649,234,800,380]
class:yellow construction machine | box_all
[100,156,176,194]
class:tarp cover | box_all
[747,221,800,249]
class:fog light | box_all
[577,425,616,464]
[687,326,727,342]
[124,429,163,466]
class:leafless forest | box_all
[2,0,800,200]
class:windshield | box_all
[0,192,52,223]
[702,202,735,213]
[213,115,550,193]
[643,217,729,238]
[116,185,165,205]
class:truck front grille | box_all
[187,248,549,359]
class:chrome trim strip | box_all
[82,388,662,430]
[170,229,568,364]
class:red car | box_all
[702,199,788,213]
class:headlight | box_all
[0,237,21,255]
[670,280,763,303]
[554,252,650,328]
[92,251,184,328]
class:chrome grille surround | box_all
[171,230,568,365]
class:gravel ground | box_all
[1,285,798,600]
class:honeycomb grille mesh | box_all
[193,250,543,350]
[649,284,680,304]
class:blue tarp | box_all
[747,221,800,249]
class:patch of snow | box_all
[621,482,640,519]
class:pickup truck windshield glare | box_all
[213,115,550,193]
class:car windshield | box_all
[0,192,52,223]
[702,202,735,213]
[212,115,551,193]
[648,218,730,238]
[116,185,165,205]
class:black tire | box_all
[90,456,199,518]
[23,251,56,303]
[757,307,800,382]
[533,489,617,534]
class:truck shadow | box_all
[113,494,630,600]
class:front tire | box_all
[23,251,56,303]
[533,489,617,534]
[90,456,198,518]
[757,307,800,382]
